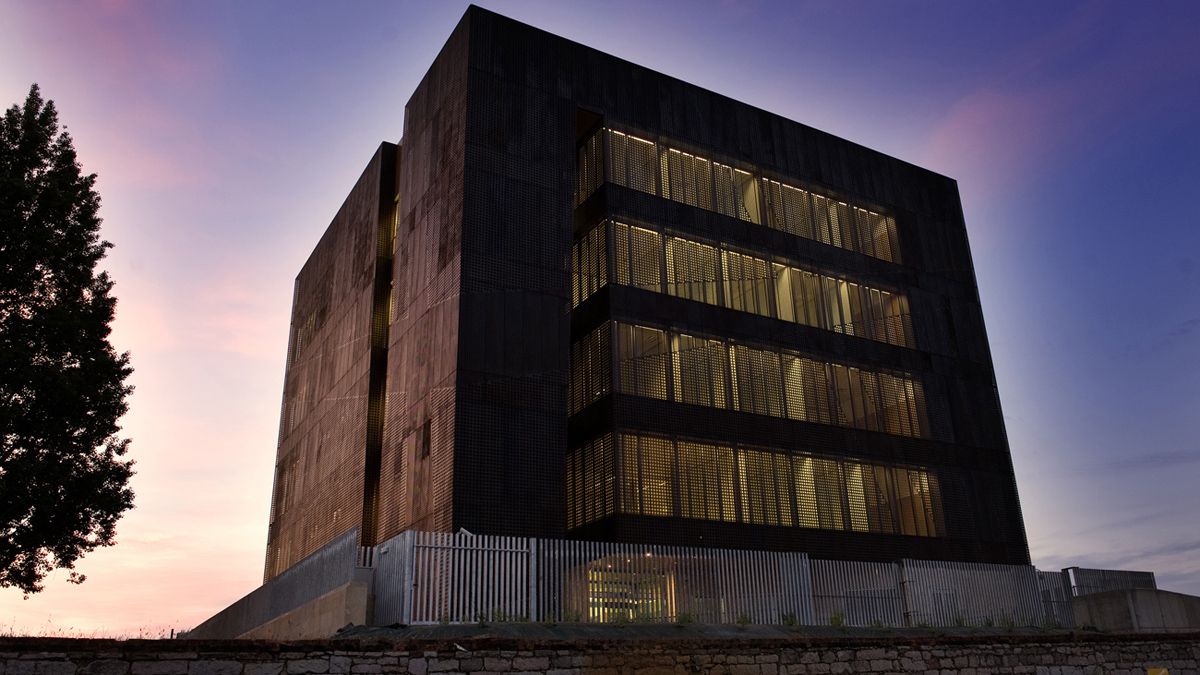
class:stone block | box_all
[82,664,129,675]
[189,662,241,675]
[509,659,546,672]
[132,662,189,675]
[35,663,75,675]
[404,660,425,675]
[243,665,283,675]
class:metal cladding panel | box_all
[451,35,575,538]
[376,15,470,544]
[264,144,396,581]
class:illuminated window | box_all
[763,179,815,240]
[722,250,774,318]
[737,447,780,526]
[813,457,846,531]
[612,323,931,440]
[569,323,611,414]
[593,127,900,262]
[606,223,911,348]
[864,464,897,534]
[665,236,719,305]
[638,436,675,517]
[612,221,662,292]
[571,223,607,307]
[844,462,871,533]
[610,433,945,537]
[678,441,735,521]
[567,435,616,530]
[661,148,714,211]
[616,324,669,400]
[576,130,604,206]
[730,344,784,418]
[792,455,819,528]
[671,333,728,408]
[607,129,659,195]
[772,265,822,328]
[619,436,641,515]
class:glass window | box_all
[619,435,641,514]
[639,436,676,517]
[792,455,819,528]
[763,179,815,239]
[813,457,846,531]
[571,224,607,308]
[661,148,714,211]
[606,129,659,195]
[671,333,728,408]
[865,464,897,534]
[569,323,611,414]
[576,131,604,206]
[734,168,761,224]
[737,448,779,526]
[678,441,735,521]
[609,433,943,537]
[612,222,662,292]
[722,250,774,318]
[595,127,902,263]
[665,236,719,305]
[730,344,784,418]
[844,462,870,533]
[616,324,669,400]
[567,434,616,530]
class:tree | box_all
[0,84,135,595]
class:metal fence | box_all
[1064,566,1156,597]
[901,559,1043,627]
[206,528,1164,634]
[188,529,371,638]
[535,538,812,625]
[374,530,813,625]
[375,531,1150,629]
[810,559,903,627]
[1037,569,1075,628]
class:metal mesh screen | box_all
[592,431,945,537]
[606,220,912,348]
[609,321,936,441]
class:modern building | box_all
[263,4,1030,588]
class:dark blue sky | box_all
[2,0,1197,632]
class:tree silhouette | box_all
[0,84,135,595]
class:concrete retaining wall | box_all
[1074,588,1200,633]
[239,581,372,640]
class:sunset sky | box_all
[2,0,1198,635]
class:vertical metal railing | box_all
[368,529,1148,630]
[900,559,1043,627]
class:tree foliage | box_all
[0,84,135,595]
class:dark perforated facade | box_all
[263,6,1029,580]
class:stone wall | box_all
[1,633,1197,675]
